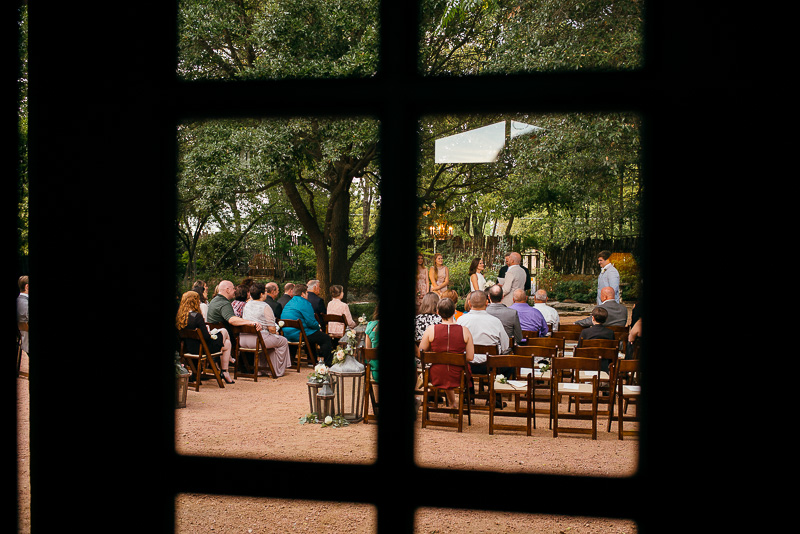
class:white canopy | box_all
[434,120,542,164]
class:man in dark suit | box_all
[306,279,327,317]
[485,284,523,350]
[277,282,294,308]
[575,286,628,328]
[265,282,283,320]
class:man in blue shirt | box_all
[281,283,333,366]
[509,289,549,340]
[597,250,620,304]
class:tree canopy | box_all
[174,0,644,292]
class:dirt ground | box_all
[17,315,640,533]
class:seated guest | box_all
[306,279,327,317]
[264,282,283,320]
[486,284,523,348]
[578,306,615,341]
[206,279,263,343]
[277,282,294,308]
[191,280,209,320]
[415,292,442,341]
[241,282,291,377]
[442,289,463,321]
[532,289,559,332]
[365,305,379,382]
[232,284,249,317]
[456,291,510,407]
[326,284,357,338]
[176,290,234,384]
[281,284,333,366]
[418,297,475,409]
[575,286,628,328]
[509,289,548,339]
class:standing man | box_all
[17,276,29,358]
[500,252,527,307]
[597,250,620,304]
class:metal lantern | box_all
[329,354,366,423]
[307,379,324,415]
[316,379,335,420]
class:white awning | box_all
[434,120,542,163]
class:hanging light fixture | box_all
[428,218,454,240]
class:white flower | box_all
[539,363,547,369]
[346,330,356,339]
[314,363,329,375]
[278,320,284,328]
[358,314,367,324]
[324,416,333,425]
[210,334,218,340]
[495,374,505,382]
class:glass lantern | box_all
[329,354,365,423]
[316,380,335,420]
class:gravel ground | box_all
[17,315,640,533]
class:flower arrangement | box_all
[298,413,349,427]
[495,373,507,384]
[485,279,496,288]
[358,314,367,325]
[538,361,551,373]
[308,362,330,383]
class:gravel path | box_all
[17,314,639,533]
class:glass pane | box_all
[419,0,644,75]
[414,111,641,476]
[416,508,637,533]
[176,495,377,532]
[177,0,379,80]
[175,116,380,464]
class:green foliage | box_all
[550,278,595,303]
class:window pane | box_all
[419,0,644,75]
[176,495,377,532]
[175,116,380,464]
[414,111,641,476]
[178,0,379,80]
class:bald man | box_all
[499,252,527,307]
[575,286,628,328]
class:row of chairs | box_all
[414,347,640,440]
[176,313,352,391]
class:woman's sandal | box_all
[221,369,235,384]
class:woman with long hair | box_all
[468,257,486,292]
[416,254,429,308]
[428,253,450,296]
[176,290,235,384]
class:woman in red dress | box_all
[418,297,474,408]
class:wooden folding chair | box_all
[551,356,600,439]
[512,345,558,424]
[524,335,566,357]
[17,321,29,379]
[576,338,620,350]
[324,313,348,342]
[470,344,499,410]
[281,319,316,372]
[230,324,277,381]
[487,354,534,436]
[362,347,379,424]
[177,328,226,391]
[557,324,583,333]
[420,351,472,432]
[571,346,620,418]
[608,358,640,439]
[519,329,539,345]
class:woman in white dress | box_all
[240,282,291,377]
[468,257,486,292]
